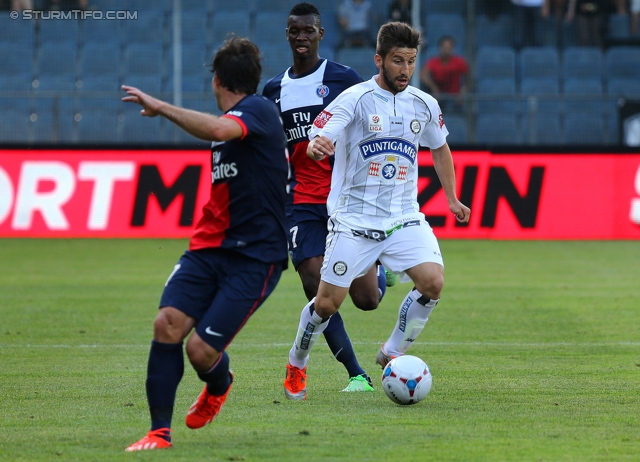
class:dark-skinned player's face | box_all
[286,14,323,60]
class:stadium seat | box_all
[76,106,119,143]
[563,114,606,145]
[34,42,78,92]
[0,47,34,92]
[476,113,520,145]
[476,78,518,115]
[607,78,640,98]
[0,12,35,47]
[119,110,164,143]
[178,11,208,45]
[32,97,76,143]
[165,45,211,94]
[335,47,377,80]
[123,43,164,78]
[0,108,31,143]
[260,44,294,82]
[605,47,640,81]
[563,79,604,115]
[425,13,465,51]
[39,19,79,44]
[474,15,514,49]
[211,12,251,48]
[443,114,468,144]
[122,10,166,45]
[562,47,603,82]
[78,44,120,89]
[521,113,562,145]
[81,18,122,45]
[518,47,559,82]
[210,0,254,13]
[475,46,516,80]
[520,78,560,115]
[425,0,466,14]
[254,12,287,46]
[608,14,631,40]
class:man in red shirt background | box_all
[419,35,469,113]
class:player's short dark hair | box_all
[211,36,261,95]
[376,21,422,58]
[289,2,321,25]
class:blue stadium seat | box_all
[0,12,35,47]
[80,18,122,45]
[476,78,518,115]
[165,46,211,94]
[0,108,31,143]
[32,97,76,143]
[0,47,34,92]
[425,0,466,14]
[119,110,164,143]
[35,42,78,92]
[335,47,377,80]
[79,44,120,85]
[123,43,164,78]
[210,0,254,13]
[608,14,631,40]
[562,47,603,82]
[520,78,560,115]
[443,114,468,144]
[39,19,79,44]
[605,47,640,81]
[536,16,560,48]
[521,113,562,145]
[76,105,119,143]
[476,113,520,145]
[475,46,516,80]
[180,0,211,14]
[518,47,559,82]
[254,12,287,46]
[425,13,465,51]
[122,10,166,45]
[211,12,251,48]
[178,11,207,44]
[563,79,604,115]
[563,114,606,145]
[475,14,514,49]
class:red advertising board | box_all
[0,148,639,239]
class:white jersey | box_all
[308,76,448,230]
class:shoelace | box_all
[288,369,305,392]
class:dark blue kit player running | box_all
[121,36,288,452]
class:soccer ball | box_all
[381,355,432,405]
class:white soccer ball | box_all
[381,355,432,405]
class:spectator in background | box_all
[565,0,608,47]
[419,35,469,113]
[0,0,32,10]
[338,0,374,48]
[511,0,551,49]
[632,0,640,36]
[388,0,412,25]
[45,0,87,10]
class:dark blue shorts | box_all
[159,248,282,351]
[286,203,329,269]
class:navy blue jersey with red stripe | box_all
[189,94,289,266]
[262,59,362,205]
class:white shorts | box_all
[320,217,444,288]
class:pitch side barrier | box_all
[0,145,639,239]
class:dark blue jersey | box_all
[262,59,362,205]
[189,94,288,266]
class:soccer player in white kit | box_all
[283,21,470,400]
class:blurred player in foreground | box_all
[263,2,390,397]
[122,36,288,451]
[283,21,470,400]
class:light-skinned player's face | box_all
[375,47,417,94]
[286,14,323,60]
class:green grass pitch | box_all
[1,239,638,461]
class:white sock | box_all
[288,297,331,369]
[384,289,438,357]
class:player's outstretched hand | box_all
[450,200,470,223]
[307,136,335,160]
[121,85,162,117]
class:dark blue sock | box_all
[377,265,387,300]
[197,351,232,396]
[146,340,184,434]
[322,311,366,378]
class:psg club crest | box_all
[316,84,330,98]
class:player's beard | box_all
[381,63,409,94]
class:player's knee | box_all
[186,335,221,371]
[415,273,444,300]
[313,297,339,319]
[153,309,185,343]
[352,291,379,311]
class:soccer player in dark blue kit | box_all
[262,2,393,398]
[121,37,289,451]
